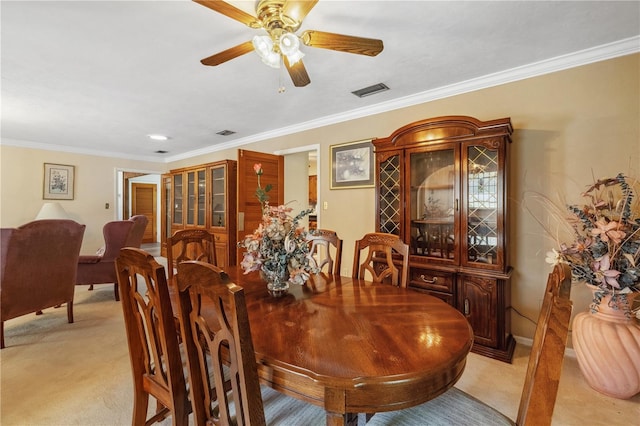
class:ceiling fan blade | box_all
[283,0,319,24]
[193,0,259,28]
[284,57,311,87]
[301,30,384,56]
[201,41,255,66]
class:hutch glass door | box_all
[210,165,226,228]
[409,148,456,260]
[464,144,500,266]
[378,154,401,235]
[172,173,183,225]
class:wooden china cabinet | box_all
[373,116,515,362]
[160,160,237,268]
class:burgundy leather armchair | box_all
[76,215,149,301]
[125,215,148,248]
[76,216,148,301]
[1,219,85,349]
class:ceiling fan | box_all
[194,0,384,87]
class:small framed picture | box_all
[43,163,75,200]
[330,139,375,189]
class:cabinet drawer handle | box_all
[464,298,470,315]
[419,275,438,284]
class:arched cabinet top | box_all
[373,116,513,151]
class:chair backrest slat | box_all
[352,232,409,288]
[306,229,343,275]
[176,260,266,426]
[115,247,189,425]
[516,263,572,426]
[166,229,217,279]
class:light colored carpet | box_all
[1,281,638,425]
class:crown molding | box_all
[166,36,639,163]
[3,36,638,164]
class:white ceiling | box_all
[2,1,639,163]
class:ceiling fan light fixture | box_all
[285,49,304,65]
[279,32,304,65]
[252,35,280,68]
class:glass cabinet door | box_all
[197,169,206,226]
[186,169,206,227]
[163,175,171,239]
[187,171,195,225]
[210,166,226,228]
[172,173,183,225]
[408,148,456,260]
[378,153,401,235]
[464,144,501,266]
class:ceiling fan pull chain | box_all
[278,56,286,94]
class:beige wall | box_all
[0,147,165,252]
[2,54,638,342]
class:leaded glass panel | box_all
[467,146,498,264]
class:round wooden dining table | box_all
[223,267,474,426]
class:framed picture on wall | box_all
[43,163,75,200]
[330,139,374,189]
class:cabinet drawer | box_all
[212,232,227,244]
[409,268,454,294]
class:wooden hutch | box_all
[161,160,237,268]
[373,116,515,362]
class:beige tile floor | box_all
[456,343,639,425]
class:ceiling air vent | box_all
[351,83,389,98]
[216,130,236,136]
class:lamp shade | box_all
[35,202,70,220]
[279,32,304,65]
[252,35,281,68]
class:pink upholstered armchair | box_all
[1,219,85,349]
[76,215,148,301]
[126,215,148,248]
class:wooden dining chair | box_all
[306,228,343,275]
[166,229,217,280]
[367,263,573,426]
[352,232,410,288]
[115,247,190,426]
[175,260,326,426]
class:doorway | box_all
[276,144,320,228]
[116,170,162,244]
[131,183,157,243]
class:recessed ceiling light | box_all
[147,134,169,141]
[216,130,236,136]
[155,150,169,154]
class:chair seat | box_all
[367,387,514,426]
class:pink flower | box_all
[289,268,310,285]
[253,163,263,175]
[592,254,621,288]
[591,218,626,245]
[240,252,261,274]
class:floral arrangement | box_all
[544,173,640,312]
[237,163,318,286]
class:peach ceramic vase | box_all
[572,286,640,399]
